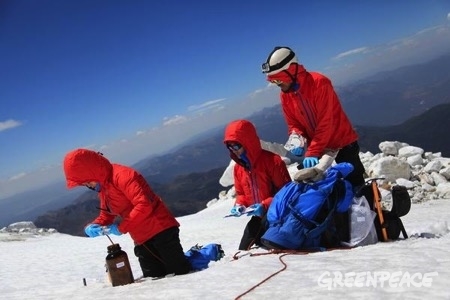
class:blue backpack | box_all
[261,163,354,250]
[184,243,225,271]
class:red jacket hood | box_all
[63,149,112,189]
[224,120,291,208]
[224,120,262,167]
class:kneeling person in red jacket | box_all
[63,149,191,278]
[224,120,291,250]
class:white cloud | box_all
[333,47,369,60]
[187,98,226,112]
[9,172,26,181]
[183,98,228,116]
[0,166,63,199]
[326,23,450,85]
[447,12,450,21]
[198,104,226,115]
[162,115,189,126]
[250,88,269,96]
[0,119,22,132]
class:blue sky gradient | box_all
[1,0,450,198]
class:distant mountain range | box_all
[338,53,450,126]
[3,54,450,235]
[357,103,450,155]
[0,181,84,228]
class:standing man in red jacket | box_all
[224,119,291,250]
[261,46,365,189]
[63,149,191,278]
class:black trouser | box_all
[239,215,267,250]
[335,141,366,189]
[134,227,191,278]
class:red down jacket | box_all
[63,149,179,245]
[224,120,291,210]
[270,64,358,158]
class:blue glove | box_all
[284,133,307,157]
[84,224,103,238]
[230,205,246,216]
[290,147,304,156]
[247,204,265,217]
[303,157,319,168]
[103,224,122,236]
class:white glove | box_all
[284,133,307,156]
[293,150,339,182]
[315,150,339,172]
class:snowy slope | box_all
[1,194,449,300]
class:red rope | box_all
[234,253,290,300]
[233,247,353,299]
[142,243,166,264]
[232,250,244,260]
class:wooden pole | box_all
[371,180,388,241]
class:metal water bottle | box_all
[105,243,134,287]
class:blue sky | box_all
[1,0,450,198]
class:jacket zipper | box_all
[99,190,116,215]
[296,91,316,134]
[248,170,261,204]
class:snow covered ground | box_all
[1,194,449,300]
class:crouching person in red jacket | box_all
[224,120,291,250]
[63,148,191,278]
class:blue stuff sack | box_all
[261,163,354,250]
[184,243,225,271]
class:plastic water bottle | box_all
[105,243,134,287]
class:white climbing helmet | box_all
[261,46,298,75]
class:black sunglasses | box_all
[227,143,242,151]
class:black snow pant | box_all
[333,141,366,244]
[134,227,191,278]
[335,141,366,189]
[238,215,267,250]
